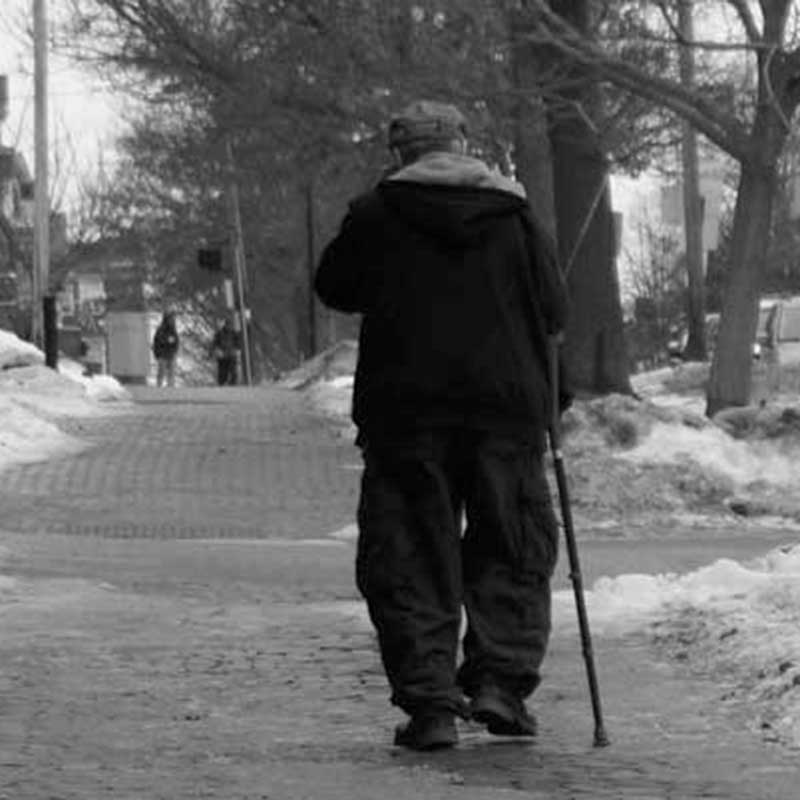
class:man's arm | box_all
[519,208,572,412]
[314,205,370,313]
[522,210,569,335]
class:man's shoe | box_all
[394,713,458,751]
[470,685,537,737]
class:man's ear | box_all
[390,147,403,167]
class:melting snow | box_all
[0,330,131,471]
[622,421,798,487]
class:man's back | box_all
[315,151,566,443]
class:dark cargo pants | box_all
[356,429,559,717]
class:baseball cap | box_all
[388,100,468,149]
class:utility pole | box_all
[0,75,8,144]
[678,0,706,361]
[33,0,51,355]
[224,135,253,386]
[305,180,317,357]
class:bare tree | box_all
[524,0,800,415]
[542,0,633,395]
[625,215,685,367]
[677,0,707,361]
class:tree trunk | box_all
[678,0,706,361]
[681,124,706,361]
[305,180,317,357]
[510,8,555,236]
[706,163,777,415]
[547,0,632,395]
[706,29,798,415]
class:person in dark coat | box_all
[314,100,570,750]
[211,317,241,386]
[152,311,179,388]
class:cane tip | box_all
[593,729,611,748]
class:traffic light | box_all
[197,247,222,271]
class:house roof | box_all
[60,236,147,276]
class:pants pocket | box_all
[518,464,559,578]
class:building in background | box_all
[0,141,35,339]
[58,240,151,382]
[610,161,726,304]
[2,74,68,346]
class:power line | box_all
[12,88,117,99]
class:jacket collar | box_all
[387,152,526,198]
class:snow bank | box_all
[307,375,353,423]
[0,332,131,408]
[557,395,736,524]
[329,523,358,541]
[0,329,43,369]
[0,330,131,471]
[1,363,130,417]
[631,362,709,398]
[554,543,800,747]
[57,357,131,402]
[0,395,86,469]
[282,343,358,436]
[622,421,799,488]
[279,341,358,390]
[563,545,800,629]
[714,403,800,441]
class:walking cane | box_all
[548,337,610,748]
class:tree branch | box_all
[97,0,239,91]
[612,33,764,54]
[655,0,681,41]
[524,1,751,161]
[727,0,762,44]
[786,46,800,107]
[761,0,792,45]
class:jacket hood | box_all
[388,152,526,197]
[378,152,528,245]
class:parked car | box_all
[665,298,800,364]
[753,298,779,359]
[705,300,780,361]
[666,313,720,361]
[759,296,800,366]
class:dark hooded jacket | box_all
[314,153,568,448]
[152,315,179,360]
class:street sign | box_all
[198,247,223,271]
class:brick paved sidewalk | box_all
[0,386,797,799]
[0,385,359,539]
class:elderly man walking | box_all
[315,100,569,750]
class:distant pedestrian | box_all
[315,100,570,750]
[210,317,241,386]
[152,311,179,388]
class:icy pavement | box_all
[2,340,800,795]
[1,377,799,796]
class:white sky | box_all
[0,0,122,213]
